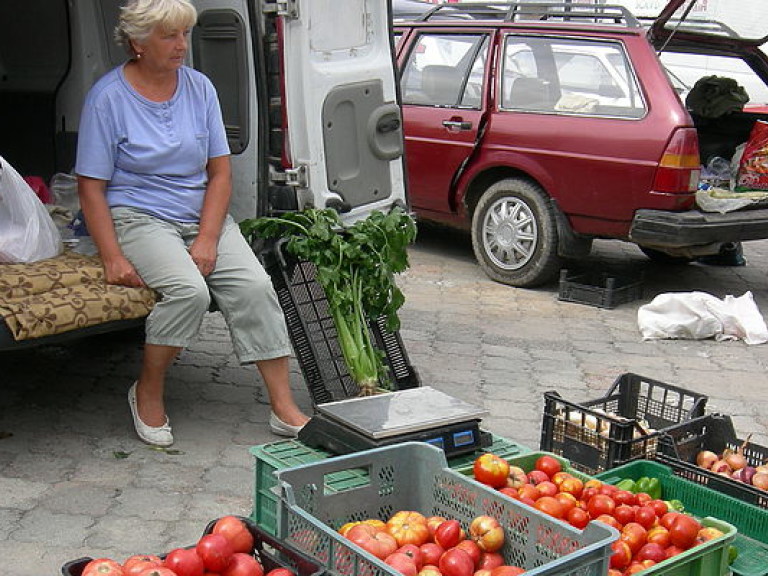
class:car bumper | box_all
[630,207,768,247]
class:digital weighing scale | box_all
[297,386,491,457]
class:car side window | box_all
[401,33,487,108]
[502,36,646,118]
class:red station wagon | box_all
[394,0,768,287]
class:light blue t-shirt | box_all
[75,64,230,223]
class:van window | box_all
[501,36,646,118]
[400,33,488,108]
[192,10,249,154]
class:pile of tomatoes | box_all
[472,453,725,576]
[338,510,523,576]
[79,516,295,576]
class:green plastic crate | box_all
[276,442,617,576]
[597,459,765,576]
[251,434,530,535]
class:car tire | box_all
[471,177,561,287]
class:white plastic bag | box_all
[0,155,62,263]
[638,291,768,345]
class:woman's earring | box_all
[136,52,142,60]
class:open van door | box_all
[277,0,407,223]
[190,0,406,224]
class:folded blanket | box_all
[0,250,156,341]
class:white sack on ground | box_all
[637,291,768,345]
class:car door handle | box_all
[442,119,473,130]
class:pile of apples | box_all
[471,453,725,576]
[338,510,524,576]
[79,516,294,576]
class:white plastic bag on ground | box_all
[638,291,768,345]
[0,155,62,263]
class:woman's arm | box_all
[188,154,232,277]
[78,175,144,287]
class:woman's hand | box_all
[102,254,145,287]
[189,236,218,277]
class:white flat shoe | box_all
[128,382,174,447]
[269,412,305,438]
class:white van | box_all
[0,0,406,351]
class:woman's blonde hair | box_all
[115,0,197,56]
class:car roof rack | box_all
[406,2,642,28]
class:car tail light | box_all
[653,128,701,194]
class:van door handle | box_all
[442,119,472,130]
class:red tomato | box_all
[123,555,162,576]
[554,492,578,515]
[455,538,482,566]
[660,512,682,530]
[534,455,562,478]
[612,490,637,507]
[598,484,618,497]
[636,493,652,506]
[516,484,539,502]
[587,494,616,518]
[434,519,463,550]
[470,515,505,553]
[647,526,671,548]
[620,522,648,555]
[473,454,510,489]
[634,506,658,530]
[489,566,525,576]
[595,514,622,531]
[213,516,255,554]
[439,547,475,576]
[221,553,264,576]
[534,496,565,519]
[535,481,558,498]
[82,558,124,576]
[419,542,444,566]
[346,523,398,560]
[526,470,550,485]
[265,569,295,576]
[636,542,667,564]
[566,507,590,530]
[558,477,583,499]
[669,515,701,550]
[609,540,632,570]
[397,544,424,569]
[478,552,505,570]
[648,499,669,517]
[197,534,235,573]
[138,568,178,576]
[384,552,418,576]
[613,504,635,526]
[163,548,205,576]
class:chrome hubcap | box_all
[482,196,537,270]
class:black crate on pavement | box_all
[656,413,768,509]
[540,372,708,475]
[558,268,643,309]
[264,239,419,405]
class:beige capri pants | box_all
[111,207,292,363]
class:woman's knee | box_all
[165,279,211,314]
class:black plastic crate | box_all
[540,372,708,475]
[558,268,643,309]
[62,516,324,576]
[656,413,768,509]
[264,239,419,405]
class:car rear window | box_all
[501,35,646,118]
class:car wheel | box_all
[471,178,560,287]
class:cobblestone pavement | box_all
[2,226,767,575]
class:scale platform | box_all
[297,386,491,457]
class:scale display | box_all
[315,386,488,439]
